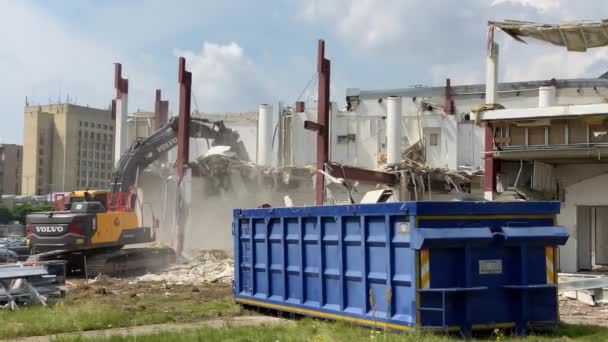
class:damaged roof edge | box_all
[346,77,608,100]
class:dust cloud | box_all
[137,168,301,255]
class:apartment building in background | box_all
[0,144,23,195]
[22,103,114,195]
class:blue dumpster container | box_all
[232,201,568,335]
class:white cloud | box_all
[501,45,608,81]
[491,0,560,12]
[174,42,273,112]
[301,0,608,88]
[0,1,169,143]
[0,2,112,142]
[301,0,408,50]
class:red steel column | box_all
[113,63,129,166]
[483,123,496,200]
[175,57,192,257]
[315,40,331,205]
[154,89,169,130]
[154,89,169,163]
[177,58,192,182]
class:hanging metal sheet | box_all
[490,19,608,52]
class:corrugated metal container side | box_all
[232,201,568,335]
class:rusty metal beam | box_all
[483,123,497,199]
[154,89,169,164]
[175,57,192,258]
[154,89,169,131]
[315,39,331,205]
[114,63,128,99]
[327,162,398,185]
[177,57,192,183]
[444,78,454,114]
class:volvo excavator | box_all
[25,117,248,275]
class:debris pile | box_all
[137,250,233,285]
[559,296,608,327]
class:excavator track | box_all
[85,247,176,276]
[27,247,176,277]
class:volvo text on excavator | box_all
[25,117,248,275]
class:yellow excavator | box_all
[25,117,249,275]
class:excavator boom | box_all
[110,116,249,193]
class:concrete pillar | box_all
[257,104,273,166]
[485,42,499,105]
[386,96,402,165]
[483,26,498,201]
[539,86,557,107]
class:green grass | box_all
[52,319,608,342]
[2,282,607,341]
[0,294,241,339]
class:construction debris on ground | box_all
[0,262,66,310]
[136,250,233,285]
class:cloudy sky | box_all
[2,0,608,144]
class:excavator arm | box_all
[109,116,249,193]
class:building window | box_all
[430,133,439,146]
[38,148,43,155]
[95,152,100,159]
[97,124,101,129]
[96,143,100,149]
[89,151,93,158]
[90,132,94,139]
[84,122,88,127]
[97,133,101,140]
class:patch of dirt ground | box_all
[66,275,231,304]
[559,296,608,327]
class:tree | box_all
[11,204,53,224]
[0,205,13,224]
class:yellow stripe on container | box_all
[420,249,430,289]
[545,246,555,285]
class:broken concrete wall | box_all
[350,86,608,172]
